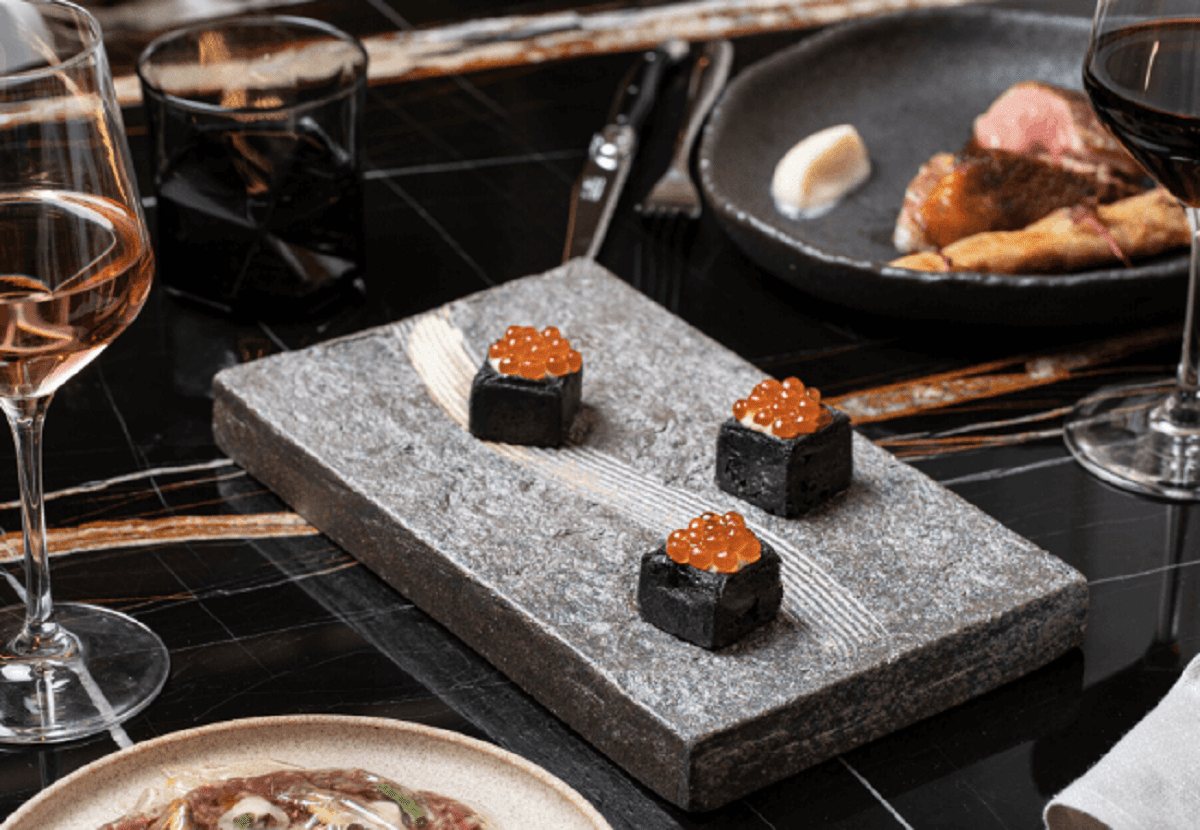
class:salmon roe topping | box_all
[665,511,761,574]
[488,325,583,380]
[732,377,831,440]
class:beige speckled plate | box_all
[1,715,613,830]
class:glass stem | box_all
[0,395,67,656]
[1171,206,1200,424]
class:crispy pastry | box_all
[889,187,1188,274]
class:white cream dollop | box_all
[771,124,871,219]
[739,411,773,436]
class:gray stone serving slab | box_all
[212,259,1087,812]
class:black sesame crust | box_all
[467,359,582,447]
[715,406,852,517]
[637,542,782,650]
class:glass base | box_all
[0,602,169,743]
[1064,379,1200,501]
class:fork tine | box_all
[667,217,696,311]
[636,39,732,218]
[635,40,731,307]
[644,215,671,307]
[638,212,695,311]
[637,169,702,218]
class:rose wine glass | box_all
[1065,0,1200,499]
[0,0,167,742]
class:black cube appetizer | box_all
[468,325,583,447]
[638,511,782,650]
[716,377,851,517]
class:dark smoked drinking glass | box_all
[137,17,367,319]
[1066,0,1200,499]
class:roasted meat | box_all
[972,80,1144,182]
[893,81,1149,255]
[893,146,1144,253]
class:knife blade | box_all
[562,39,688,263]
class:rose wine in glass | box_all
[0,0,168,742]
[1066,1,1200,499]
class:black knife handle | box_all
[610,40,687,133]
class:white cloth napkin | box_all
[1044,654,1200,830]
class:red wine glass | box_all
[1065,1,1200,499]
[0,0,168,742]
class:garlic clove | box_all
[771,124,871,219]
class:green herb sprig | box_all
[378,782,425,820]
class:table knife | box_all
[562,39,688,262]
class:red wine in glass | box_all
[1066,5,1200,498]
[1084,19,1200,207]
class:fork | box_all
[636,39,734,220]
[634,39,733,309]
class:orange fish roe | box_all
[488,325,583,380]
[732,377,831,440]
[665,511,761,574]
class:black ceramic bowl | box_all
[698,7,1188,326]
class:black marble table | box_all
[2,0,1195,828]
